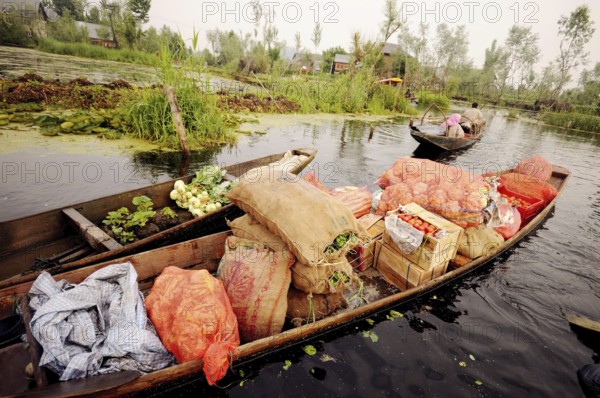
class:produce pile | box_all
[169,165,234,218]
[375,158,488,227]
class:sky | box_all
[146,0,600,75]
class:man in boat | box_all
[441,113,465,138]
[461,103,485,134]
[405,88,417,102]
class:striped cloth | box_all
[29,262,175,381]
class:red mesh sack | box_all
[514,156,552,182]
[217,236,293,342]
[145,267,240,385]
[329,186,373,219]
[499,173,557,206]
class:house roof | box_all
[382,42,401,55]
[75,21,113,41]
[333,54,351,64]
[0,0,52,19]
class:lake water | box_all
[1,106,599,397]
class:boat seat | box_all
[62,208,123,252]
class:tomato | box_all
[426,225,436,233]
[416,225,426,232]
[408,219,416,225]
[421,222,429,229]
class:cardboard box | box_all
[374,241,448,291]
[347,214,385,272]
[383,203,463,271]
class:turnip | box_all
[174,180,185,191]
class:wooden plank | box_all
[24,370,141,398]
[62,208,122,252]
[20,296,48,389]
[0,343,33,396]
[567,313,600,334]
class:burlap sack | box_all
[287,286,347,326]
[226,177,369,266]
[227,214,287,252]
[229,214,353,294]
[457,225,505,259]
[292,256,353,294]
[238,150,311,183]
[217,236,293,342]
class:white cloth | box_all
[462,108,484,126]
[29,262,174,381]
[446,124,465,138]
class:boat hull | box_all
[0,164,570,397]
[410,130,478,151]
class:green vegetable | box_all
[102,196,157,244]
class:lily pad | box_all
[302,345,317,355]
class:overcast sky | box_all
[147,0,600,74]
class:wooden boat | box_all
[0,164,570,397]
[409,103,483,152]
[0,148,317,288]
[409,126,479,151]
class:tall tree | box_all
[553,5,595,98]
[380,0,401,42]
[495,25,540,97]
[294,31,301,56]
[51,0,84,19]
[128,0,151,23]
[311,22,322,53]
[430,23,469,84]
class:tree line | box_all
[1,0,597,110]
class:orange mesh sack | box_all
[303,171,373,219]
[499,173,557,206]
[217,236,294,342]
[375,157,464,188]
[374,158,488,228]
[302,169,329,192]
[145,267,240,385]
[329,186,373,219]
[514,155,552,182]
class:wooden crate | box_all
[374,241,448,291]
[383,203,463,271]
[347,215,385,272]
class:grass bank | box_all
[541,111,600,133]
[37,38,159,66]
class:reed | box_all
[416,90,450,108]
[541,111,600,132]
[121,35,236,149]
[271,71,416,115]
[37,38,159,66]
[541,112,600,132]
